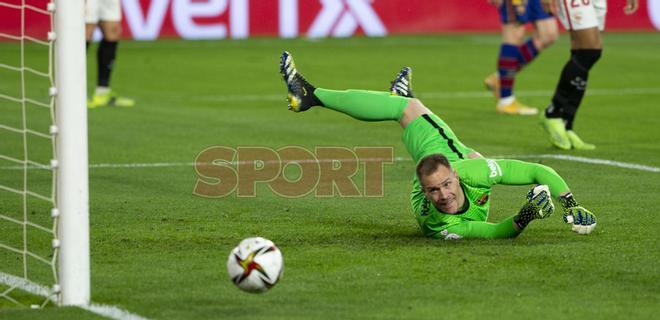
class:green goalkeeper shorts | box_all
[402,113,475,164]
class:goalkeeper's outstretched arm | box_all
[495,159,571,197]
[423,185,556,240]
[495,160,597,234]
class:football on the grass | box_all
[227,237,283,293]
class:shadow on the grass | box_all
[290,216,584,248]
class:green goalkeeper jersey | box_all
[410,158,570,238]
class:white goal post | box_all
[0,0,89,307]
[54,0,90,306]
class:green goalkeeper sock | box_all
[314,89,409,122]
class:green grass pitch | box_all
[1,33,659,319]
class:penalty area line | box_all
[1,154,658,173]
[0,272,149,320]
[495,154,660,173]
[86,154,660,173]
[191,87,660,102]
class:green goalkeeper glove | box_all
[514,185,554,229]
[559,193,597,235]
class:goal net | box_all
[0,0,89,307]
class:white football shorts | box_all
[85,0,122,24]
[556,0,607,31]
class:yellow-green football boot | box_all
[539,112,571,150]
[88,90,135,108]
[567,130,596,150]
[279,51,321,112]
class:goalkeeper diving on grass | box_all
[279,51,597,240]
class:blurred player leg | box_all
[87,0,135,108]
[542,0,604,149]
[487,0,556,115]
[84,0,98,50]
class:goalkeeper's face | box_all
[420,165,464,214]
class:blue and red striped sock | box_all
[497,39,540,100]
[497,44,521,99]
[518,38,539,68]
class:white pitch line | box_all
[4,154,656,172]
[81,304,150,320]
[0,272,53,299]
[60,154,660,173]
[421,87,660,99]
[191,87,660,102]
[497,154,660,173]
[0,271,149,320]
